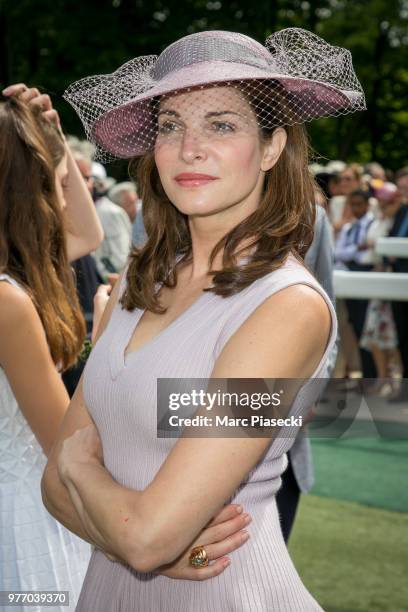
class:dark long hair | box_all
[0,96,85,370]
[122,82,316,313]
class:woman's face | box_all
[55,153,69,210]
[154,86,284,220]
[340,169,360,195]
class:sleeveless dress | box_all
[77,253,338,612]
[0,274,91,612]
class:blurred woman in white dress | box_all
[0,85,104,611]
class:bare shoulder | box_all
[236,283,331,341]
[0,281,47,362]
[212,283,332,378]
[262,283,331,328]
[0,281,39,330]
[249,282,331,347]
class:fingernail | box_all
[236,505,243,514]
[2,87,11,95]
[241,530,250,540]
[223,558,231,567]
[243,513,252,523]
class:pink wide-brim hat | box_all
[64,29,366,161]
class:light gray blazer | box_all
[290,205,338,493]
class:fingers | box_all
[94,285,112,308]
[2,83,29,97]
[94,284,112,308]
[107,273,120,287]
[177,557,231,581]
[206,503,243,527]
[202,512,252,545]
[95,284,112,297]
[158,511,252,581]
[18,87,41,103]
[29,93,53,111]
[6,86,41,104]
[204,529,250,562]
[2,84,61,129]
[42,109,62,130]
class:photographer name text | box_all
[168,415,303,428]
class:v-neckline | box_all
[122,289,209,366]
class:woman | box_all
[0,88,242,611]
[43,29,364,610]
[0,87,106,609]
[0,87,103,609]
[359,182,400,394]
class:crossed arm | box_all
[42,280,331,573]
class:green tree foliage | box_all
[1,0,407,169]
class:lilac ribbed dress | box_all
[77,253,337,611]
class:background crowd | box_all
[61,138,408,403]
[314,160,408,399]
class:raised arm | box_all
[55,284,331,572]
[61,139,104,261]
[2,84,103,262]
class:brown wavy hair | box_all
[0,96,85,370]
[122,82,317,313]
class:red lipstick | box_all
[174,173,218,187]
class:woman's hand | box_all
[58,423,103,483]
[100,505,252,574]
[155,504,251,580]
[92,284,112,344]
[2,83,62,131]
[107,273,120,288]
[58,424,253,579]
[98,504,252,577]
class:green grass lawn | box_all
[287,438,408,610]
[289,494,408,612]
[310,438,408,512]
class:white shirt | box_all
[334,211,376,265]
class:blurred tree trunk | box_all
[0,0,11,86]
[369,27,387,161]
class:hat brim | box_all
[91,61,360,158]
